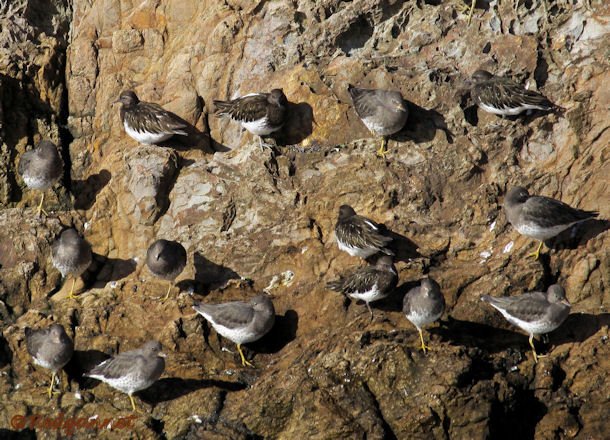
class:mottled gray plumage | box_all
[193,295,275,367]
[18,140,63,190]
[481,284,571,363]
[403,278,445,353]
[117,90,188,144]
[335,205,393,259]
[327,255,398,319]
[470,70,561,116]
[51,229,92,279]
[86,340,166,411]
[348,85,408,136]
[504,186,598,259]
[25,323,73,397]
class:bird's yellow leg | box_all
[47,372,59,398]
[129,395,139,412]
[467,0,476,24]
[37,192,48,216]
[529,334,546,363]
[67,278,79,299]
[162,283,172,302]
[237,344,254,368]
[418,329,431,353]
[528,241,544,260]
[376,137,388,158]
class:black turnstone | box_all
[193,294,275,367]
[469,70,562,117]
[145,239,187,301]
[481,284,571,363]
[326,255,398,320]
[347,84,408,158]
[85,340,166,412]
[116,90,188,145]
[214,89,287,150]
[25,323,74,398]
[504,186,598,259]
[18,140,63,216]
[402,278,445,353]
[51,228,92,299]
[335,204,393,259]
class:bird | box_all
[145,239,187,301]
[334,204,394,259]
[25,323,74,398]
[347,84,408,158]
[402,278,445,353]
[469,70,562,117]
[51,228,92,299]
[481,284,571,363]
[326,255,398,320]
[214,89,288,150]
[192,294,275,367]
[85,340,166,412]
[504,186,598,260]
[18,140,63,216]
[115,90,188,145]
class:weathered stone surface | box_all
[0,0,609,439]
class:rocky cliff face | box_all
[1,0,609,438]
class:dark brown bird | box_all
[18,140,63,216]
[51,229,92,299]
[335,204,393,259]
[214,89,287,150]
[469,70,562,117]
[504,186,598,259]
[326,255,398,320]
[25,323,74,398]
[86,340,166,412]
[116,90,188,145]
[145,239,187,301]
[348,84,408,158]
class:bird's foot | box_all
[376,145,388,159]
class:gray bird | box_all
[116,90,188,145]
[348,84,408,158]
[51,228,92,299]
[25,323,74,398]
[85,340,166,412]
[469,70,562,117]
[193,294,275,367]
[481,284,571,363]
[145,239,187,301]
[402,278,445,353]
[18,140,63,216]
[214,89,288,150]
[504,186,598,260]
[326,255,398,320]
[335,204,393,259]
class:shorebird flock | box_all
[15,68,600,412]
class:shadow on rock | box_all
[372,226,421,263]
[546,219,610,251]
[551,312,610,346]
[249,310,299,355]
[72,169,111,210]
[376,280,420,313]
[139,377,246,404]
[86,253,137,288]
[156,107,215,154]
[274,101,314,146]
[0,429,36,440]
[181,252,241,293]
[393,101,454,144]
[66,349,111,389]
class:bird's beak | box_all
[561,299,571,307]
[396,102,407,112]
[158,352,167,358]
[112,98,121,105]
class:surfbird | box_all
[116,90,188,145]
[326,255,398,320]
[51,228,92,299]
[504,186,598,259]
[347,84,408,158]
[469,70,562,117]
[402,278,445,353]
[335,204,393,259]
[85,340,166,412]
[146,239,187,301]
[18,140,63,216]
[481,284,571,363]
[25,323,74,398]
[193,294,275,367]
[214,89,287,150]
